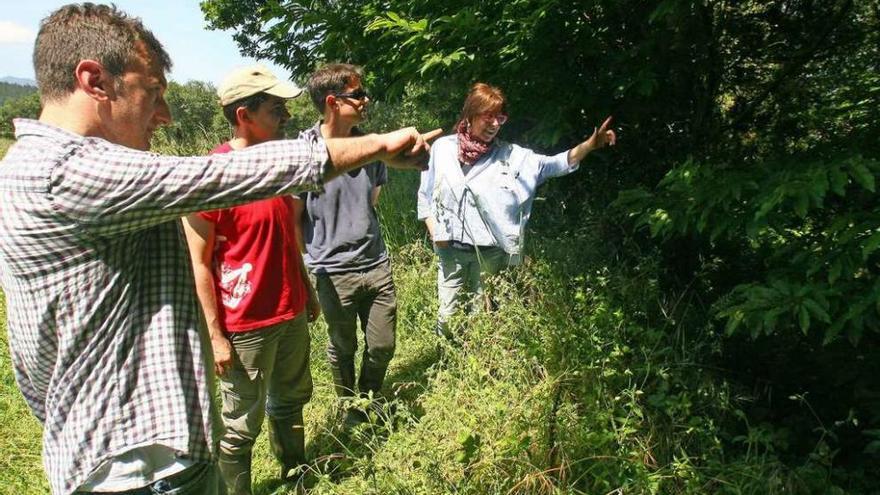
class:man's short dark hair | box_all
[222,92,271,127]
[34,3,172,102]
[307,63,363,113]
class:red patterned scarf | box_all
[456,120,493,166]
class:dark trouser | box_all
[217,314,312,494]
[314,259,397,398]
[75,462,226,495]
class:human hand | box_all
[379,127,443,170]
[586,116,617,151]
[211,335,234,376]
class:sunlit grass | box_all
[0,138,12,158]
[0,292,51,494]
[0,133,838,494]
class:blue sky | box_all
[0,1,290,86]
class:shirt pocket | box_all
[497,166,527,210]
[431,184,457,236]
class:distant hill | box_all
[0,77,36,87]
[0,82,37,106]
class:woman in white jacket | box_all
[417,82,616,337]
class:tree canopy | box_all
[201,0,879,340]
[0,82,36,106]
[0,92,40,139]
[200,1,880,487]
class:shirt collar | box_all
[13,118,86,145]
[299,120,323,141]
[301,120,364,140]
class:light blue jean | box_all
[434,244,509,336]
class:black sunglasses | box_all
[334,89,369,100]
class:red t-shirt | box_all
[197,142,307,332]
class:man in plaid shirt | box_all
[0,4,437,495]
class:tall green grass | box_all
[0,295,51,493]
[0,136,862,494]
[0,138,51,493]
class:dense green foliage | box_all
[0,92,40,139]
[2,0,879,489]
[150,80,229,154]
[0,82,35,106]
[198,0,880,491]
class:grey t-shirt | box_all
[297,123,389,274]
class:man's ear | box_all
[74,59,113,101]
[234,106,252,126]
[325,94,336,110]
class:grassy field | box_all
[0,144,857,494]
[0,212,566,494]
[0,162,576,494]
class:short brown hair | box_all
[221,92,271,127]
[34,3,172,102]
[458,83,506,127]
[306,63,363,113]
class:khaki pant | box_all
[217,313,312,494]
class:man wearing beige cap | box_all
[216,64,304,106]
[182,64,320,494]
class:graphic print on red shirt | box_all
[197,142,307,332]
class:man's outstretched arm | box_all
[323,127,442,180]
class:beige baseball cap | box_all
[217,64,303,106]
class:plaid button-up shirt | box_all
[0,119,327,494]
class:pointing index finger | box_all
[421,128,443,143]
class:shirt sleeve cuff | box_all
[416,203,430,221]
[556,150,578,171]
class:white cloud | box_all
[0,21,35,44]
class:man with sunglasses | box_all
[293,64,397,427]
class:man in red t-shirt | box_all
[182,65,321,494]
